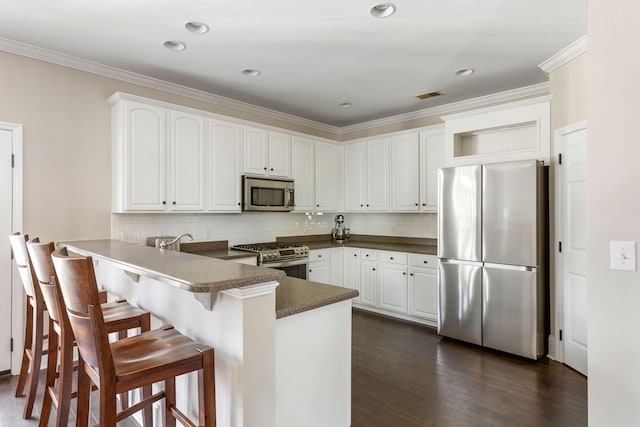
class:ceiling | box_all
[0,0,587,128]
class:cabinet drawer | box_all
[360,249,378,261]
[309,248,331,261]
[379,251,407,265]
[409,253,437,268]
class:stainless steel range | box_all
[231,242,309,279]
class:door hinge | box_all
[11,154,14,168]
[558,153,562,165]
[558,241,562,252]
[10,338,13,352]
[559,330,563,341]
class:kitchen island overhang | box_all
[60,239,356,427]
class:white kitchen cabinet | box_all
[420,126,445,212]
[291,136,315,212]
[207,119,242,211]
[359,260,379,307]
[111,99,206,213]
[315,141,341,212]
[390,133,420,211]
[330,248,344,286]
[308,260,330,284]
[408,253,438,322]
[343,248,361,303]
[379,254,409,314]
[168,110,206,211]
[345,138,389,212]
[243,127,291,178]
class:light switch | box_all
[610,241,637,271]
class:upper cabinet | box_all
[315,141,342,212]
[291,136,315,212]
[345,138,389,212]
[112,99,205,212]
[442,97,551,167]
[419,126,445,212]
[207,119,242,212]
[243,127,291,178]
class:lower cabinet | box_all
[408,266,438,322]
[379,263,408,314]
[359,261,378,307]
[343,248,361,303]
[308,259,330,284]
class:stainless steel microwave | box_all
[242,176,295,212]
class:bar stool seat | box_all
[26,239,152,427]
[52,247,216,427]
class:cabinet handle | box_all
[360,204,363,207]
[162,201,166,205]
[424,260,428,264]
[309,269,312,273]
[390,257,394,260]
[372,268,376,271]
[172,201,176,205]
[422,203,426,206]
[415,203,418,206]
[317,204,320,207]
[354,254,357,257]
[410,273,414,276]
[270,168,274,171]
[366,204,370,207]
[318,254,322,258]
[403,272,406,275]
[238,203,241,206]
[264,167,267,170]
[365,254,369,257]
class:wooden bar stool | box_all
[52,247,216,427]
[8,232,48,419]
[26,239,153,427]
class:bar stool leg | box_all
[199,348,216,427]
[76,360,91,427]
[23,305,45,419]
[117,329,129,412]
[164,377,177,427]
[14,300,33,398]
[55,327,75,427]
[38,319,57,427]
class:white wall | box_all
[112,212,437,245]
[588,1,640,425]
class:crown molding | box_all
[336,82,550,135]
[538,35,588,74]
[0,37,339,134]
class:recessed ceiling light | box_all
[242,69,261,77]
[185,22,209,34]
[454,68,475,76]
[164,40,186,51]
[370,3,396,18]
[338,102,353,108]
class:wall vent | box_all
[415,91,443,100]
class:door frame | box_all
[1,121,24,375]
[552,119,587,365]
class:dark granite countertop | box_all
[276,277,358,319]
[62,239,283,293]
[278,234,438,255]
[181,240,258,262]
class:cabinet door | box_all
[208,119,242,211]
[124,101,167,211]
[315,141,340,211]
[169,110,205,211]
[330,248,344,286]
[359,261,378,307]
[243,126,268,175]
[343,249,361,302]
[379,263,408,313]
[408,266,438,321]
[291,136,315,212]
[344,142,366,211]
[420,127,445,212]
[308,261,331,285]
[391,133,420,211]
[366,138,390,211]
[268,131,291,177]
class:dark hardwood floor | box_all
[1,310,587,427]
[351,310,587,427]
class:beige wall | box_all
[588,0,640,424]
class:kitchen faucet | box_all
[159,233,193,251]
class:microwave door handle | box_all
[287,189,295,207]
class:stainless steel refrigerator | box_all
[437,160,547,359]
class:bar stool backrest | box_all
[26,240,64,323]
[51,247,114,372]
[8,233,39,299]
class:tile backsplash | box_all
[112,212,437,245]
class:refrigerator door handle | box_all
[483,262,537,272]
[439,258,483,267]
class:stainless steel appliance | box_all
[242,176,295,212]
[331,214,350,242]
[231,242,309,279]
[437,160,547,359]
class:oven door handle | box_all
[262,258,309,268]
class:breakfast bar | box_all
[61,239,358,427]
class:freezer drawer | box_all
[438,165,482,262]
[437,260,482,346]
[482,160,541,266]
[482,264,543,359]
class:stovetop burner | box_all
[233,242,305,251]
[231,241,309,265]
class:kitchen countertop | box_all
[61,239,284,293]
[278,234,438,255]
[181,240,258,261]
[275,277,358,319]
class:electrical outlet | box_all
[610,241,636,271]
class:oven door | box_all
[263,258,308,279]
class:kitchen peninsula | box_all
[61,239,357,427]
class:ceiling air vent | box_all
[415,91,443,100]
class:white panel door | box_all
[366,138,390,211]
[267,131,291,178]
[330,249,344,286]
[291,136,315,212]
[208,119,241,211]
[420,127,445,212]
[169,110,205,210]
[315,141,340,212]
[308,261,330,285]
[558,125,588,376]
[343,249,361,302]
[243,126,269,176]
[378,263,408,313]
[344,142,366,211]
[408,266,438,321]
[391,133,420,211]
[359,261,378,307]
[0,129,12,372]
